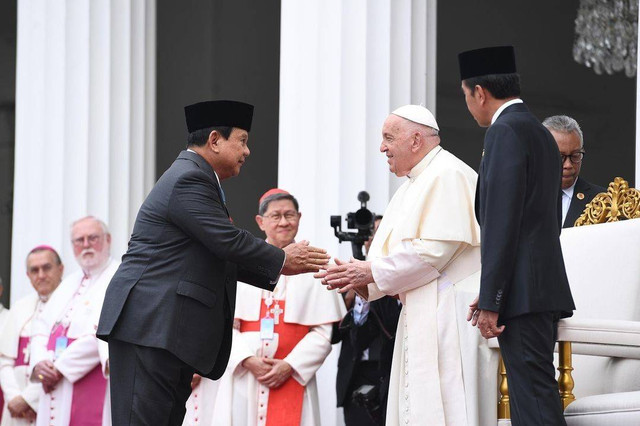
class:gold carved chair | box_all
[497,177,640,425]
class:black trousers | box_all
[498,312,566,426]
[108,339,195,426]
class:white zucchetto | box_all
[391,105,439,131]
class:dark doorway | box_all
[437,0,636,188]
[156,0,281,236]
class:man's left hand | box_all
[257,358,293,388]
[314,258,373,293]
[476,310,505,339]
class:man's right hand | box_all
[33,360,62,391]
[281,240,330,275]
[242,356,272,378]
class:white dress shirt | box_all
[562,181,576,225]
[491,98,524,125]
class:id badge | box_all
[260,318,274,340]
[55,336,68,358]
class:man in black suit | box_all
[97,100,330,425]
[459,47,575,425]
[542,115,606,228]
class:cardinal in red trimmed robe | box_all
[202,189,346,426]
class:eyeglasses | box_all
[71,234,103,247]
[561,151,585,164]
[262,211,299,222]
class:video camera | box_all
[330,191,376,261]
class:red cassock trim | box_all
[239,300,310,425]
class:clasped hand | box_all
[467,296,505,339]
[7,396,36,420]
[33,360,62,393]
[242,356,292,389]
[314,258,373,293]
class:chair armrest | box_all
[557,318,640,359]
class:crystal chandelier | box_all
[573,0,638,77]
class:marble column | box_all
[279,0,436,263]
[11,0,155,303]
[278,1,436,425]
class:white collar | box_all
[491,98,524,125]
[407,146,443,182]
[187,148,221,186]
[562,181,576,199]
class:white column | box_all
[11,0,155,304]
[279,1,436,425]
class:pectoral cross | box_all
[270,304,283,325]
[22,344,30,364]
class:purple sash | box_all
[46,324,107,426]
[16,336,31,367]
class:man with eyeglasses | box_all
[543,115,606,228]
[29,216,118,426]
[201,188,345,426]
[0,245,63,425]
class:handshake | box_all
[280,241,374,294]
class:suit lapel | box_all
[564,177,588,228]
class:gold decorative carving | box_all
[575,177,640,226]
[558,341,576,409]
[498,355,510,419]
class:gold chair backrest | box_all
[574,177,640,226]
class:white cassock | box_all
[29,258,119,426]
[0,294,50,426]
[367,146,498,426]
[209,273,346,426]
[0,304,14,425]
[182,378,218,426]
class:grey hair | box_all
[405,121,439,139]
[71,216,110,235]
[258,193,299,216]
[542,115,584,148]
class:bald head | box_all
[380,114,440,177]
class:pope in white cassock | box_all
[29,217,118,426]
[0,246,64,425]
[317,105,498,426]
[205,189,346,426]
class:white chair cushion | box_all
[558,319,640,359]
[565,391,640,426]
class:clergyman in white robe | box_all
[0,294,48,426]
[365,145,498,426]
[0,303,12,424]
[29,258,118,426]
[210,273,346,426]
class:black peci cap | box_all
[458,46,517,80]
[184,100,254,133]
